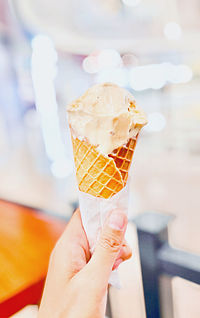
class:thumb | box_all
[89,209,127,286]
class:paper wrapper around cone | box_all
[71,133,138,287]
[79,184,129,288]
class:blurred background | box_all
[0,0,200,317]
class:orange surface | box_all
[0,200,66,314]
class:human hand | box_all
[38,209,132,318]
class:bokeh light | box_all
[122,0,141,7]
[31,35,71,178]
[82,56,100,74]
[130,63,193,91]
[164,22,182,40]
[83,49,122,74]
[145,112,166,132]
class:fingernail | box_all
[108,211,126,230]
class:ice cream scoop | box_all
[67,82,147,199]
[67,82,147,155]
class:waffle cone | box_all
[71,135,138,199]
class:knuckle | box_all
[125,248,132,260]
[100,232,122,253]
[123,245,132,259]
[49,241,61,265]
[50,245,57,259]
[49,246,58,264]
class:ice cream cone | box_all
[71,134,137,199]
[109,135,138,185]
[68,83,147,287]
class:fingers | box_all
[50,209,90,281]
[112,240,132,270]
[87,209,127,287]
[56,209,90,260]
[121,241,132,261]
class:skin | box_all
[38,209,132,318]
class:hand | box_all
[38,209,132,318]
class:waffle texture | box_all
[109,137,137,185]
[71,135,137,199]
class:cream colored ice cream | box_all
[67,83,147,155]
